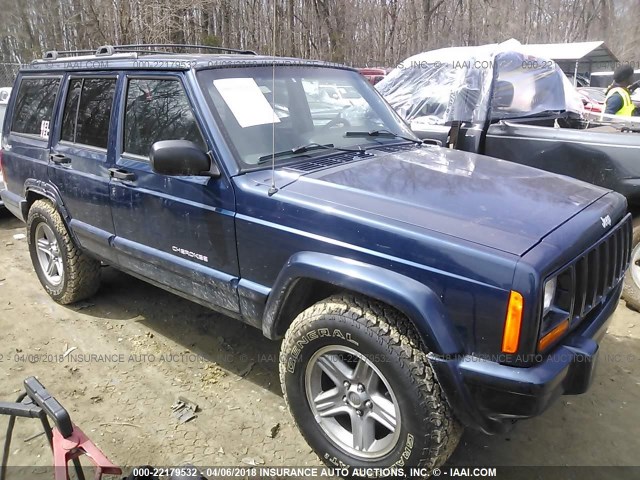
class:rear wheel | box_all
[279,294,462,474]
[623,217,640,311]
[27,199,101,304]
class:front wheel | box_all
[279,294,462,473]
[623,217,640,311]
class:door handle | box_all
[109,168,136,182]
[49,153,70,164]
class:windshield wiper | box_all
[344,129,423,144]
[257,143,364,163]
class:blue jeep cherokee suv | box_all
[0,45,632,472]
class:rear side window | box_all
[123,78,205,157]
[61,77,116,149]
[61,80,81,142]
[11,77,60,138]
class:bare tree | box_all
[0,0,637,68]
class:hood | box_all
[280,146,608,256]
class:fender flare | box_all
[22,179,70,220]
[262,251,464,356]
[22,179,82,246]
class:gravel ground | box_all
[0,208,638,479]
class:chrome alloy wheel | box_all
[35,223,64,286]
[304,345,401,459]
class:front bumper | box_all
[430,282,621,434]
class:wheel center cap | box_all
[347,391,363,407]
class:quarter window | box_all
[60,77,116,149]
[123,78,206,157]
[11,77,60,138]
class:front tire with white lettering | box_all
[279,294,462,475]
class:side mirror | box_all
[149,140,219,177]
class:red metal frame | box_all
[52,425,121,480]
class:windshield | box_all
[197,66,416,168]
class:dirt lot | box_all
[0,208,638,478]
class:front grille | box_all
[556,215,632,322]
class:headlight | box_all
[543,277,557,315]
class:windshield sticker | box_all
[213,78,280,128]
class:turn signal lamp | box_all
[501,291,524,354]
[538,319,570,352]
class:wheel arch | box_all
[23,180,69,219]
[628,204,640,221]
[262,252,464,356]
[23,181,83,248]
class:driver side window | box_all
[123,78,206,157]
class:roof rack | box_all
[41,44,257,61]
[42,49,95,60]
[107,44,257,55]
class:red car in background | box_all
[358,67,387,85]
[577,86,606,114]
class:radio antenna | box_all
[267,0,278,196]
